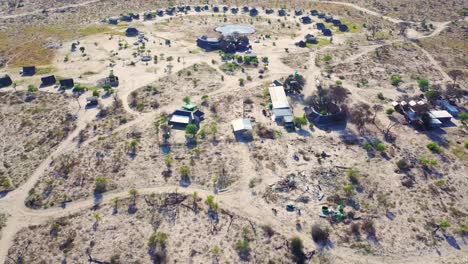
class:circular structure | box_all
[215,25,255,36]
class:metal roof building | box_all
[232,118,253,132]
[269,85,290,109]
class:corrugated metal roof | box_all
[232,118,252,132]
[269,86,290,109]
[170,115,190,124]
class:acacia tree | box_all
[349,102,372,132]
[448,69,463,88]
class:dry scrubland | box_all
[8,193,298,263]
[336,0,466,22]
[0,0,467,264]
[0,91,77,192]
[419,20,468,88]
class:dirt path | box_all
[0,3,461,263]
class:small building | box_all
[296,40,306,48]
[108,18,118,25]
[437,100,459,117]
[265,8,274,14]
[278,9,287,17]
[144,12,153,20]
[41,75,56,87]
[232,118,253,134]
[325,16,334,23]
[339,24,349,32]
[197,36,221,50]
[169,110,192,127]
[273,80,284,87]
[125,27,139,37]
[249,8,258,17]
[59,79,74,89]
[0,75,12,88]
[204,5,209,11]
[429,110,453,123]
[305,34,317,44]
[213,6,220,13]
[310,10,319,16]
[120,15,132,22]
[301,16,312,24]
[165,8,175,16]
[332,19,342,26]
[177,6,185,12]
[105,75,119,87]
[322,28,332,36]
[403,109,421,124]
[22,66,36,76]
[193,110,205,123]
[316,23,326,30]
[269,85,294,126]
[86,96,99,106]
[295,9,303,16]
[183,103,197,111]
[141,55,152,62]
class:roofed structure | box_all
[41,75,56,87]
[269,85,290,109]
[0,75,12,88]
[59,79,74,89]
[232,118,253,132]
[22,66,36,76]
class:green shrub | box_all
[426,143,443,154]
[386,108,395,115]
[377,92,385,100]
[347,168,360,184]
[235,240,250,255]
[95,177,108,193]
[362,142,373,151]
[439,220,450,230]
[376,143,386,152]
[148,232,168,248]
[343,185,355,196]
[180,166,190,180]
[391,74,403,86]
[419,157,438,169]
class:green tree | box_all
[183,96,191,104]
[293,115,308,128]
[165,155,173,167]
[290,236,305,263]
[418,79,429,91]
[185,124,198,138]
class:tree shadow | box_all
[443,233,461,250]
